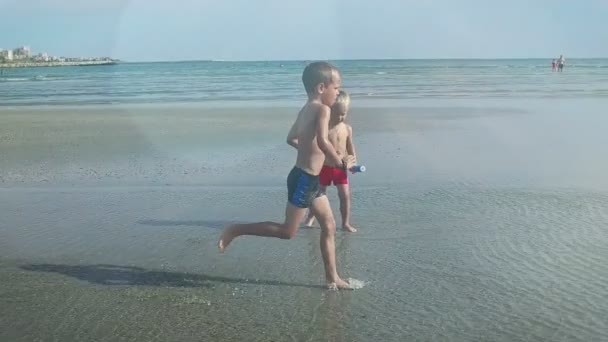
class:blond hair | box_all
[333,90,350,108]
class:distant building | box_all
[13,46,31,59]
[34,52,50,62]
[0,49,13,61]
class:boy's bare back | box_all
[290,102,333,175]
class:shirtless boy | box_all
[304,90,358,232]
[218,61,355,290]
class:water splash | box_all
[347,278,366,290]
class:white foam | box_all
[347,278,366,289]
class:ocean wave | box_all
[0,77,29,82]
[0,75,65,82]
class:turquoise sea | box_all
[1,59,607,106]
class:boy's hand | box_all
[349,155,357,166]
[347,155,358,173]
[342,155,356,171]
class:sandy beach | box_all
[2,101,608,341]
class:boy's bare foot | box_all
[327,277,353,290]
[342,224,357,233]
[218,224,238,253]
[303,217,315,228]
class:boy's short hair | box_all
[333,90,350,108]
[302,61,338,94]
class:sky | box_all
[1,0,606,61]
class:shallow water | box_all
[1,181,607,341]
[1,94,607,340]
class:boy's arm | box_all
[346,124,357,162]
[317,106,351,168]
[286,119,299,149]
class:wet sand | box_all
[2,102,608,341]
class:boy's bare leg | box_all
[303,185,326,227]
[337,184,357,232]
[218,203,308,252]
[303,209,316,227]
[310,195,352,289]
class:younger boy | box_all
[304,90,358,232]
[218,61,355,290]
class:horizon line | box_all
[117,57,608,63]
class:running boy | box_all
[218,61,355,290]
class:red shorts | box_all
[319,165,348,186]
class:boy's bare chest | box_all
[328,126,347,147]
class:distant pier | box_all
[0,60,118,68]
